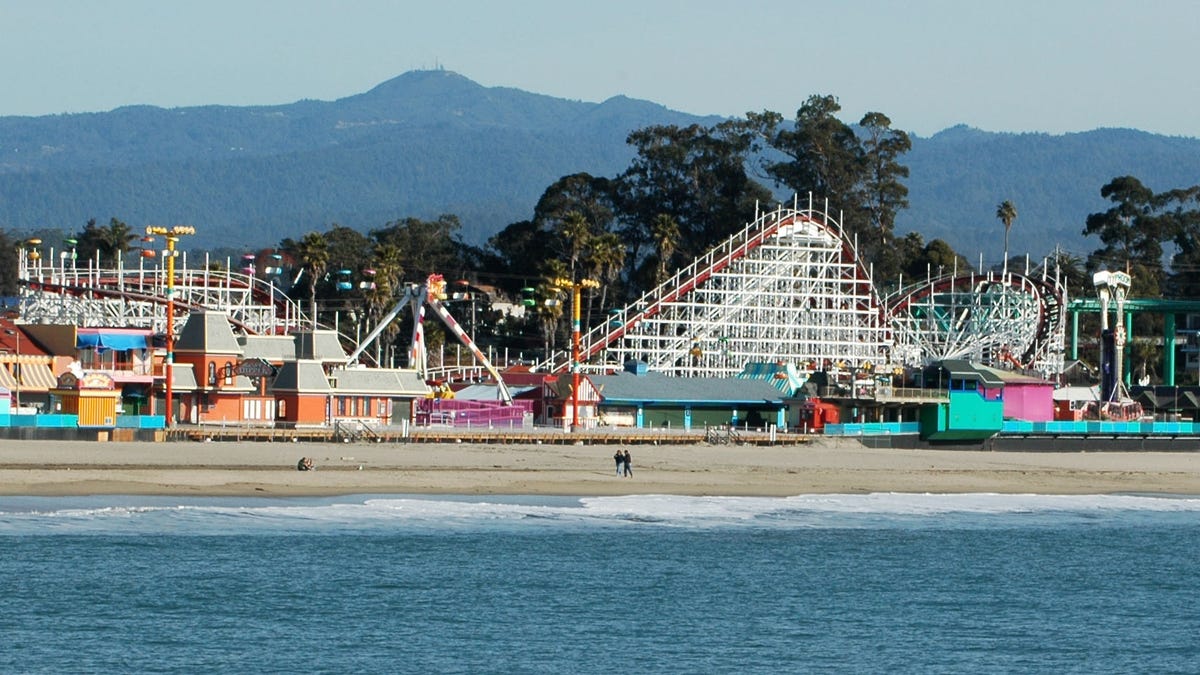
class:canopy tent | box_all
[76,333,148,351]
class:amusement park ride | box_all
[1092,270,1142,420]
[14,195,1093,401]
[347,274,514,405]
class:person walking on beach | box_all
[614,450,624,476]
[622,449,632,478]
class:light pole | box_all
[4,329,19,410]
[146,225,196,426]
[554,277,600,431]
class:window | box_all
[277,399,286,418]
[224,362,233,386]
[207,362,216,386]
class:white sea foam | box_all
[2,492,1198,536]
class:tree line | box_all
[5,97,1200,372]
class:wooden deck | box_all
[164,425,817,446]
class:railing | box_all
[536,195,847,372]
[333,419,382,443]
[703,425,744,445]
[817,386,947,401]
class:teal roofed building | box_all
[917,360,1005,441]
[586,362,788,430]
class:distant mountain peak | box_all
[352,69,482,102]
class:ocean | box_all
[2,493,1198,674]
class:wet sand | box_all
[1,438,1199,497]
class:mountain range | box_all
[2,69,1199,265]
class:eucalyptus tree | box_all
[371,215,464,280]
[1082,176,1177,298]
[749,96,865,230]
[748,97,914,285]
[0,230,18,295]
[486,219,554,296]
[616,120,770,283]
[533,173,618,237]
[860,112,911,278]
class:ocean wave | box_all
[0,493,1197,535]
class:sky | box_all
[2,0,1199,138]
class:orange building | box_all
[167,311,428,428]
[172,311,258,425]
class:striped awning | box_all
[19,364,58,391]
[1,363,57,391]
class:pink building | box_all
[989,367,1055,422]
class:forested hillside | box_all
[2,69,1198,262]
[901,126,1200,264]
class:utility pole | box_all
[146,225,196,426]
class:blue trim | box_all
[77,333,148,351]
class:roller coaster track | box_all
[883,269,1066,375]
[18,261,306,335]
[540,194,891,376]
[538,193,1067,377]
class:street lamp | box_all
[4,329,19,410]
[553,276,600,431]
[146,225,196,426]
[18,238,42,283]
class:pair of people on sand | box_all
[613,449,632,477]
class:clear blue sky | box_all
[3,0,1197,137]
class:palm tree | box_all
[293,231,329,329]
[587,231,626,311]
[365,241,405,354]
[996,200,1018,275]
[650,214,681,286]
[556,211,592,278]
[526,261,565,358]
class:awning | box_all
[77,333,148,351]
[20,364,58,390]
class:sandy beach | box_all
[1,437,1199,497]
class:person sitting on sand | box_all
[297,457,314,471]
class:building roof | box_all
[977,364,1052,385]
[238,334,297,363]
[329,367,429,397]
[0,320,48,357]
[455,383,536,400]
[935,359,1006,387]
[294,330,346,363]
[175,311,244,355]
[737,361,807,396]
[168,364,198,391]
[1052,385,1099,402]
[588,371,786,406]
[271,360,331,393]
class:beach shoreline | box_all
[2,437,1199,498]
